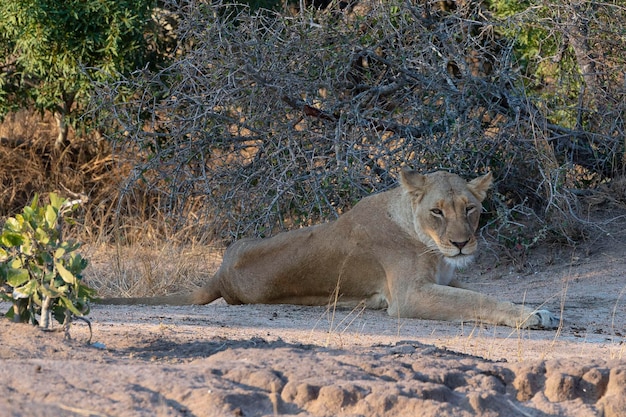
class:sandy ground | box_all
[1,236,625,416]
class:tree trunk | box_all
[40,296,52,329]
[53,111,69,151]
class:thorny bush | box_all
[92,0,625,246]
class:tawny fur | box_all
[102,170,559,329]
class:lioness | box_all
[104,170,559,329]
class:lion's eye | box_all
[466,205,476,215]
[430,208,443,217]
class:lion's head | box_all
[400,170,493,267]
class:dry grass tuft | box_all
[0,110,119,235]
[0,109,217,246]
[83,243,224,298]
[0,110,230,300]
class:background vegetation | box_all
[1,0,625,253]
[0,0,159,148]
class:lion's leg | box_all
[388,284,559,329]
[190,275,223,305]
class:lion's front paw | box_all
[523,309,561,330]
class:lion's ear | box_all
[467,172,493,202]
[400,168,427,198]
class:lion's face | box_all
[400,170,493,267]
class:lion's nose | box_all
[451,240,469,250]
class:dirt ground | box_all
[1,232,626,416]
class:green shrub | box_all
[0,193,94,332]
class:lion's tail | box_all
[97,275,222,306]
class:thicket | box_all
[2,0,626,249]
[0,0,160,148]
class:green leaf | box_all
[6,268,30,287]
[49,193,64,210]
[74,297,91,316]
[32,289,42,306]
[9,258,23,269]
[29,194,40,211]
[54,247,66,260]
[45,204,59,229]
[1,232,25,247]
[23,205,35,219]
[60,241,81,253]
[18,238,33,256]
[14,279,38,297]
[59,296,84,317]
[41,285,63,299]
[38,251,53,266]
[35,227,50,244]
[56,262,77,285]
[77,283,97,300]
[3,217,22,233]
[67,253,88,274]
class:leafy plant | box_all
[0,0,158,147]
[0,193,94,333]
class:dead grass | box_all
[83,242,223,298]
[0,110,122,238]
[0,109,214,246]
